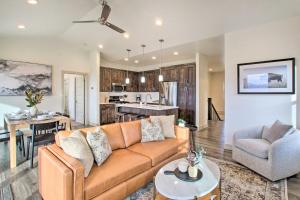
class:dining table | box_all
[4,113,71,169]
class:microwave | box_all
[111,83,126,92]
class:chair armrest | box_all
[233,126,264,146]
[269,133,300,169]
[45,144,85,200]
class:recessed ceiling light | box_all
[155,18,163,26]
[152,56,157,60]
[173,51,179,55]
[124,58,129,61]
[134,60,139,64]
[27,0,38,5]
[123,32,130,39]
[98,44,103,49]
[17,25,25,29]
[209,68,213,72]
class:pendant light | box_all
[125,49,131,84]
[140,44,146,83]
[158,39,164,82]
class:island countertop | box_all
[115,103,178,111]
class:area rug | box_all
[127,157,287,200]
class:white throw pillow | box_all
[86,128,112,166]
[141,118,165,143]
[150,115,176,138]
[60,130,94,177]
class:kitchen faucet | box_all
[145,94,152,105]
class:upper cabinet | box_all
[139,70,159,92]
[100,67,111,92]
[126,71,139,92]
[111,68,126,84]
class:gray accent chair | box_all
[232,126,300,181]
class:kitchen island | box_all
[116,103,178,120]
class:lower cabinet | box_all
[100,104,116,125]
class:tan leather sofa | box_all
[38,120,189,200]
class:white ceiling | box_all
[1,0,300,69]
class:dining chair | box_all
[0,129,25,157]
[26,121,59,168]
[56,113,72,131]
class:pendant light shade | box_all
[140,44,146,83]
[158,39,164,82]
[158,74,163,82]
[125,49,131,84]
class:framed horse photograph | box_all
[237,58,295,94]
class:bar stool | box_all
[125,113,138,121]
[115,112,126,123]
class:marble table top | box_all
[155,158,220,199]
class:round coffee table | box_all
[154,158,220,200]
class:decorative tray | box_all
[164,168,203,182]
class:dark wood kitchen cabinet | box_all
[139,70,159,92]
[100,67,111,92]
[111,68,126,84]
[100,104,115,125]
[126,71,139,92]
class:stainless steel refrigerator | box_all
[161,82,177,106]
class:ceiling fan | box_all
[72,0,125,34]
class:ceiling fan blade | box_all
[105,22,125,33]
[72,20,99,23]
[100,4,111,22]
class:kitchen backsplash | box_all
[100,92,160,103]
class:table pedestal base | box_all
[155,184,220,200]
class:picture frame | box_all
[0,59,52,96]
[237,58,295,94]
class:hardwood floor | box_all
[0,120,299,199]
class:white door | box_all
[75,76,85,124]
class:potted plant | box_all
[177,118,186,127]
[25,88,44,116]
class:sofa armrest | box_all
[269,132,300,171]
[175,126,189,140]
[233,126,264,147]
[42,144,85,200]
[38,147,74,200]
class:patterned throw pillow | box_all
[141,118,165,143]
[150,115,176,138]
[60,130,94,177]
[86,128,112,166]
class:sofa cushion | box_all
[128,139,179,166]
[80,124,126,150]
[84,149,151,200]
[120,120,142,147]
[235,139,271,159]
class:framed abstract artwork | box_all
[0,59,52,96]
[237,58,295,94]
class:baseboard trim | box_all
[88,122,99,126]
[224,144,232,150]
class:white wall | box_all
[209,71,225,113]
[88,51,100,126]
[225,16,300,147]
[196,53,210,129]
[0,37,90,127]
